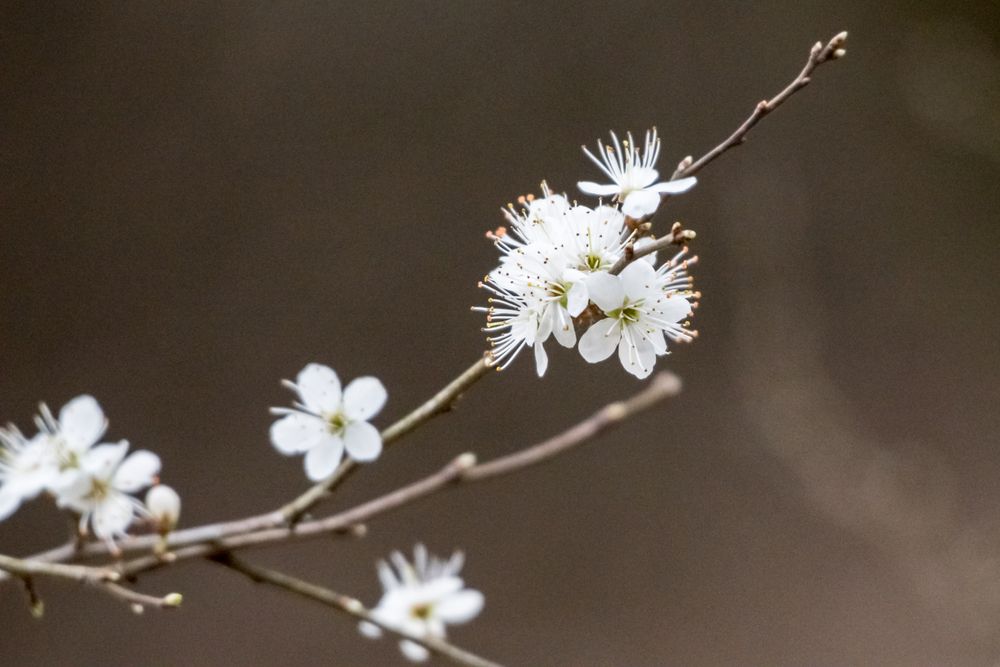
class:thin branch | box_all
[99,581,183,612]
[671,31,848,180]
[115,372,681,578]
[0,553,118,583]
[212,553,502,667]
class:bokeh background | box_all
[2,1,999,665]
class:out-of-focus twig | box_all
[212,553,503,667]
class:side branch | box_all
[116,372,682,577]
[671,30,848,180]
[212,554,502,667]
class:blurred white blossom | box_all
[270,364,387,481]
[578,128,697,218]
[359,544,484,662]
[56,440,161,545]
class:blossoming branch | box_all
[0,31,848,666]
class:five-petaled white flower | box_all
[56,440,161,546]
[359,544,484,663]
[578,128,697,219]
[270,363,387,481]
[579,253,698,378]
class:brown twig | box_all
[113,372,681,579]
[671,31,848,180]
[212,553,502,667]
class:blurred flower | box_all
[145,484,181,533]
[270,364,387,480]
[0,395,109,522]
[578,128,697,218]
[579,252,698,378]
[359,544,484,662]
[56,440,161,545]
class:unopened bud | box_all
[130,603,145,615]
[454,452,477,470]
[833,48,846,59]
[145,484,181,534]
[163,592,183,607]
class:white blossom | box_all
[578,128,697,218]
[579,249,698,378]
[359,544,484,662]
[270,364,387,481]
[56,440,161,545]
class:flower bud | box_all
[145,484,181,533]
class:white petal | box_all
[533,341,549,377]
[270,413,325,455]
[619,333,656,379]
[399,640,430,663]
[342,377,388,421]
[303,435,344,481]
[112,450,160,493]
[584,273,625,312]
[435,589,485,624]
[295,363,342,413]
[551,308,576,348]
[358,621,383,639]
[0,490,22,522]
[619,258,656,297]
[577,181,621,196]
[648,328,667,355]
[629,167,659,189]
[622,189,661,218]
[650,175,697,194]
[566,281,588,318]
[578,318,621,363]
[343,421,382,462]
[58,395,106,452]
[91,492,135,539]
[659,294,693,323]
[82,442,130,478]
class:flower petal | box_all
[112,450,161,493]
[533,341,549,377]
[0,490,22,522]
[578,318,621,363]
[343,421,382,462]
[303,435,344,481]
[270,413,325,455]
[577,181,621,197]
[619,258,656,297]
[295,363,342,413]
[58,395,106,452]
[584,273,624,312]
[435,589,485,624]
[358,621,383,639]
[91,492,135,539]
[551,307,576,348]
[650,175,697,194]
[619,332,656,379]
[622,189,661,218]
[566,281,588,318]
[82,441,130,477]
[343,376,388,421]
[399,639,430,663]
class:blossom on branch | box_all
[270,363,387,480]
[359,544,484,662]
[578,128,697,218]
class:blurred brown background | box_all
[2,1,999,665]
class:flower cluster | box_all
[0,395,178,546]
[359,544,484,662]
[269,363,387,480]
[476,128,700,379]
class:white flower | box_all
[578,128,697,218]
[269,364,387,481]
[145,484,181,533]
[0,395,109,522]
[0,427,57,521]
[579,249,698,378]
[56,440,161,545]
[359,544,484,662]
[474,282,552,376]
